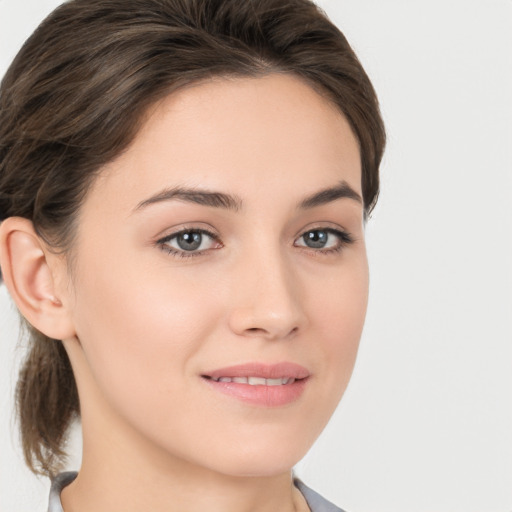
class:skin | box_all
[1,73,367,512]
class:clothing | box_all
[48,471,346,512]
[294,478,346,512]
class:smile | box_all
[202,362,310,407]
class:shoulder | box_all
[294,478,347,512]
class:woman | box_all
[0,0,385,510]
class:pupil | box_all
[304,230,327,248]
[177,232,202,251]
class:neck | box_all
[62,468,306,512]
[60,418,309,512]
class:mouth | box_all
[201,362,310,407]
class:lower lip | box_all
[202,377,308,407]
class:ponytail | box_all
[15,326,78,476]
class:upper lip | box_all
[202,362,310,380]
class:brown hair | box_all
[0,0,385,476]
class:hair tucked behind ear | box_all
[0,0,385,477]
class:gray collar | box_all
[294,478,346,512]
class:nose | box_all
[227,249,306,341]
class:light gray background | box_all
[1,1,511,511]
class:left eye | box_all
[158,229,219,255]
[295,228,351,250]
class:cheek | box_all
[70,254,223,413]
[311,256,369,391]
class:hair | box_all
[0,0,385,477]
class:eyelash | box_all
[156,227,354,260]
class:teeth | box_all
[248,377,266,386]
[211,376,295,385]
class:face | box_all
[62,73,368,478]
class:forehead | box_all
[84,73,361,214]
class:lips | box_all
[201,362,310,407]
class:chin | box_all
[197,435,313,479]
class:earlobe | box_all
[0,217,75,340]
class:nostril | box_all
[244,327,268,337]
[243,325,299,339]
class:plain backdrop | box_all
[1,1,511,511]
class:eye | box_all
[157,228,221,258]
[294,228,353,253]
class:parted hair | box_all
[0,0,385,476]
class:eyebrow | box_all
[298,180,362,209]
[134,180,362,213]
[135,186,243,212]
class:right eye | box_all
[157,229,222,259]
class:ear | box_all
[0,217,76,340]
